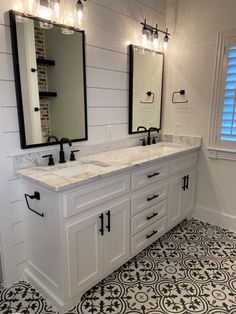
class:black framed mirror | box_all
[129,45,164,134]
[9,10,88,149]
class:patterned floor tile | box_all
[1,219,236,314]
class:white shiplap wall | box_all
[0,0,166,285]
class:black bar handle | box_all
[147,194,159,202]
[99,213,104,236]
[147,212,159,221]
[146,230,158,239]
[24,192,44,217]
[106,210,111,232]
[148,172,160,178]
[182,176,186,191]
[186,174,189,190]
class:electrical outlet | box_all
[174,123,180,134]
[106,125,112,140]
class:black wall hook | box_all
[172,89,188,104]
[24,191,45,217]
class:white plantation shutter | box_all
[220,46,236,142]
[216,34,236,150]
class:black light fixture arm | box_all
[141,18,170,36]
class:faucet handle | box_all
[152,136,159,144]
[42,154,55,166]
[139,138,146,146]
[70,149,80,161]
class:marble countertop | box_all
[16,142,200,192]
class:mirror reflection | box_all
[10,11,87,148]
[129,45,164,133]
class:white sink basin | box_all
[53,163,106,178]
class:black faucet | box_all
[59,138,72,163]
[147,127,159,145]
[47,135,59,143]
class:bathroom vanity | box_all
[17,142,199,312]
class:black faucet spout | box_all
[147,127,159,145]
[59,138,72,163]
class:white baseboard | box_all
[193,205,236,233]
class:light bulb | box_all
[13,0,24,12]
[53,1,60,20]
[38,0,53,28]
[141,33,148,47]
[163,29,169,53]
[28,0,34,13]
[141,26,151,48]
[76,0,84,26]
[38,0,53,19]
[153,33,159,50]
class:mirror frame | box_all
[128,44,164,134]
[9,10,88,149]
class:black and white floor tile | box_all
[1,219,236,314]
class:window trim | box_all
[208,28,236,159]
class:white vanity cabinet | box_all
[19,149,199,313]
[168,153,197,229]
[66,198,130,298]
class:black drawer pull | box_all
[24,192,44,217]
[182,176,186,190]
[148,172,160,178]
[147,212,159,220]
[147,194,159,202]
[99,213,104,236]
[106,210,111,232]
[146,230,158,239]
[186,174,189,190]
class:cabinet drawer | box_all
[63,174,130,217]
[131,161,168,190]
[131,182,168,216]
[131,199,167,236]
[131,216,167,255]
[169,152,197,175]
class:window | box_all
[209,29,236,158]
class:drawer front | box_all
[64,174,130,217]
[131,161,168,190]
[131,199,168,236]
[131,216,167,256]
[169,152,197,176]
[131,182,168,216]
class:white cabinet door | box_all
[66,212,103,298]
[103,199,130,275]
[168,169,196,229]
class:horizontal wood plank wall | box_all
[0,0,166,285]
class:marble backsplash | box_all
[13,133,201,170]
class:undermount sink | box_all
[53,163,107,178]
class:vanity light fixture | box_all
[140,19,170,52]
[12,0,88,32]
